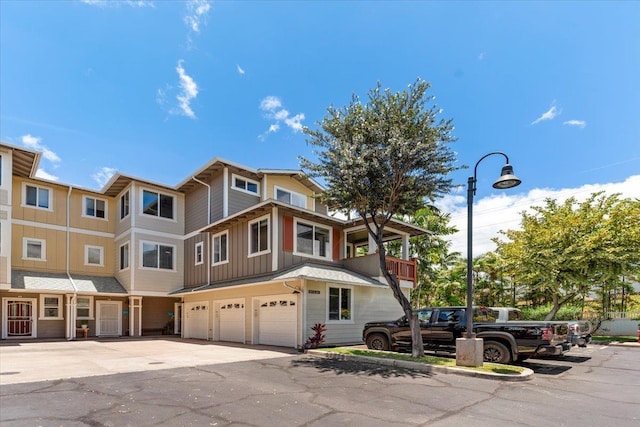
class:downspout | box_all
[66,186,79,340]
[192,177,211,288]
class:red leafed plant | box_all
[304,323,327,349]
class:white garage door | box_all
[258,295,298,348]
[184,301,209,340]
[217,299,245,343]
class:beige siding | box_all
[114,234,132,291]
[133,185,185,235]
[131,232,184,293]
[114,187,132,237]
[0,256,7,284]
[265,175,316,209]
[68,233,115,276]
[12,224,67,273]
[12,178,69,227]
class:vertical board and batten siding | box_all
[11,224,67,273]
[67,232,116,275]
[12,178,69,227]
[210,218,272,282]
[228,186,261,217]
[304,279,406,345]
[184,234,209,287]
[210,173,225,222]
[184,183,209,234]
[67,191,115,234]
[131,232,184,293]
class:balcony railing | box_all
[385,256,417,285]
[342,254,417,286]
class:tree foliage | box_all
[301,79,458,357]
[494,193,640,320]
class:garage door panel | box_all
[218,300,245,343]
[258,297,297,348]
[185,302,209,340]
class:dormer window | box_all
[232,174,259,195]
[275,186,307,209]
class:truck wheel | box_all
[483,341,512,363]
[366,334,390,351]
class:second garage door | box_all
[216,299,245,343]
[257,295,298,348]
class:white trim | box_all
[140,240,177,271]
[247,214,271,257]
[223,167,229,217]
[119,241,130,271]
[96,300,122,336]
[119,189,130,221]
[21,182,52,211]
[39,294,63,320]
[22,237,46,261]
[274,185,307,209]
[76,295,94,320]
[325,283,354,325]
[231,173,260,196]
[84,244,104,267]
[81,194,108,221]
[140,187,177,222]
[195,241,204,265]
[271,207,278,271]
[212,230,229,266]
[14,219,115,239]
[293,217,332,260]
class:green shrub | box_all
[520,304,584,321]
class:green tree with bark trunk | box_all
[300,79,458,357]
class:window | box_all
[212,231,228,265]
[248,215,269,256]
[142,189,174,219]
[328,286,352,322]
[84,245,104,266]
[120,191,130,220]
[142,241,174,270]
[23,238,46,261]
[76,296,93,319]
[294,219,331,259]
[276,187,307,208]
[83,196,106,219]
[24,184,51,209]
[119,242,129,270]
[232,174,259,195]
[39,294,62,320]
[195,241,204,265]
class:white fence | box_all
[583,312,639,336]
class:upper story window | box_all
[23,183,51,210]
[195,241,204,265]
[212,230,228,265]
[23,237,46,261]
[294,219,331,259]
[232,174,259,195]
[120,191,130,220]
[141,241,175,270]
[119,242,130,270]
[142,189,174,220]
[276,186,307,209]
[83,196,107,219]
[248,215,270,256]
[84,245,104,267]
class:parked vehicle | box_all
[362,306,571,364]
[489,307,592,347]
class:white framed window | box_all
[195,241,204,265]
[248,215,270,257]
[84,245,104,266]
[294,218,331,259]
[23,237,46,261]
[327,285,353,323]
[275,186,307,209]
[83,195,107,219]
[142,189,174,220]
[120,190,130,220]
[76,296,94,319]
[141,241,175,270]
[212,230,228,265]
[39,294,63,320]
[22,183,51,210]
[119,242,130,270]
[232,174,260,195]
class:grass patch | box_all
[592,335,638,343]
[315,347,525,375]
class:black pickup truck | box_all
[362,306,571,363]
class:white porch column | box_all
[129,296,142,337]
[402,234,409,260]
[66,294,77,340]
[368,233,377,254]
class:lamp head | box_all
[492,164,521,189]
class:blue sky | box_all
[1,1,639,254]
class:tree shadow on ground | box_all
[291,356,434,379]
[518,361,572,375]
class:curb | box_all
[307,350,534,382]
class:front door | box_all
[97,301,122,336]
[2,298,37,339]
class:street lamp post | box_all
[457,151,521,366]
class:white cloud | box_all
[563,119,586,129]
[21,134,61,163]
[437,175,640,257]
[478,52,485,61]
[81,0,155,8]
[531,104,560,125]
[237,64,245,75]
[35,169,59,182]
[175,60,198,119]
[184,0,211,33]
[258,96,305,138]
[92,167,117,188]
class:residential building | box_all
[1,142,426,347]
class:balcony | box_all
[342,254,417,287]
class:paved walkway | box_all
[0,337,298,385]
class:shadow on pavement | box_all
[291,355,435,379]
[518,361,572,375]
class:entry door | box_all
[97,301,122,336]
[2,298,37,339]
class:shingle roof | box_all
[11,270,127,294]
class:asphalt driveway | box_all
[0,337,298,385]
